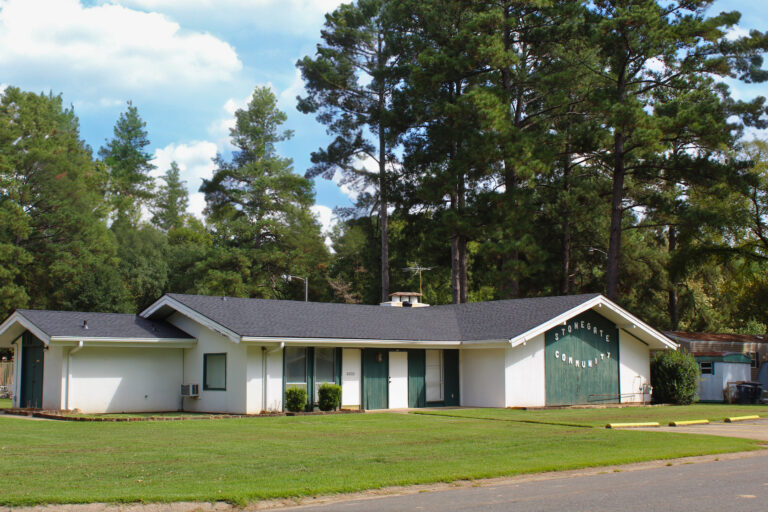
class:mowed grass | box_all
[412,404,768,427]
[0,412,760,506]
[0,398,10,408]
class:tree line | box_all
[1,0,768,335]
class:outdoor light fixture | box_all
[282,274,309,302]
[377,352,383,363]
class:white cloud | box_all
[0,0,241,96]
[152,140,218,218]
[207,94,251,149]
[310,204,337,249]
[279,68,306,110]
[725,26,749,41]
[107,0,345,35]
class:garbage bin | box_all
[735,382,762,404]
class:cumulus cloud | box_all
[0,0,241,96]
[106,0,345,35]
[311,204,337,249]
[152,140,218,218]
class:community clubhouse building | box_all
[0,293,677,414]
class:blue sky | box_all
[1,0,766,235]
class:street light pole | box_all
[284,274,308,302]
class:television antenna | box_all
[403,265,434,296]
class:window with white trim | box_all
[204,353,226,390]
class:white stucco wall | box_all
[618,330,651,403]
[42,345,64,410]
[169,312,247,414]
[68,347,183,413]
[246,346,264,414]
[505,334,546,407]
[460,348,505,407]
[265,347,283,411]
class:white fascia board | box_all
[49,337,195,346]
[0,312,51,345]
[507,295,677,351]
[240,336,462,348]
[596,297,677,350]
[140,295,240,343]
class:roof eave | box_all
[141,295,241,343]
[0,311,51,347]
[507,295,677,351]
[240,336,462,348]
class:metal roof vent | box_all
[82,320,89,330]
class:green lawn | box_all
[0,398,11,409]
[412,404,767,427]
[0,411,760,507]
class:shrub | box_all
[285,386,308,412]
[650,349,699,404]
[318,383,342,411]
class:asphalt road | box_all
[287,451,768,512]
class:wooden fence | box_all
[0,360,12,390]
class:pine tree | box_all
[298,0,398,302]
[0,87,129,315]
[582,1,768,300]
[99,101,155,227]
[152,162,189,231]
[199,86,329,299]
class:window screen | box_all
[285,347,307,391]
[700,361,713,375]
[314,348,336,399]
[204,353,226,390]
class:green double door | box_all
[545,311,619,405]
[362,348,459,410]
[20,332,44,409]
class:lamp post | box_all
[284,274,308,302]
[588,246,608,258]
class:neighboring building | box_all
[0,293,676,413]
[665,332,767,381]
[664,331,767,403]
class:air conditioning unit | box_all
[181,384,200,398]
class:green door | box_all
[20,332,44,409]
[362,349,388,410]
[408,349,426,408]
[545,310,619,405]
[444,349,460,406]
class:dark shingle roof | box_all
[17,310,192,340]
[161,293,600,342]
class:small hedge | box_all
[318,383,342,411]
[285,386,308,412]
[651,349,700,405]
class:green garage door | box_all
[545,310,619,405]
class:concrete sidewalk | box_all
[637,418,768,441]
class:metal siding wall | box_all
[444,349,460,406]
[545,310,619,405]
[408,349,426,408]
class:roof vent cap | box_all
[82,320,89,330]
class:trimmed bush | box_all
[650,349,700,405]
[285,386,308,412]
[318,383,342,411]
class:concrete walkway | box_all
[637,418,768,441]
